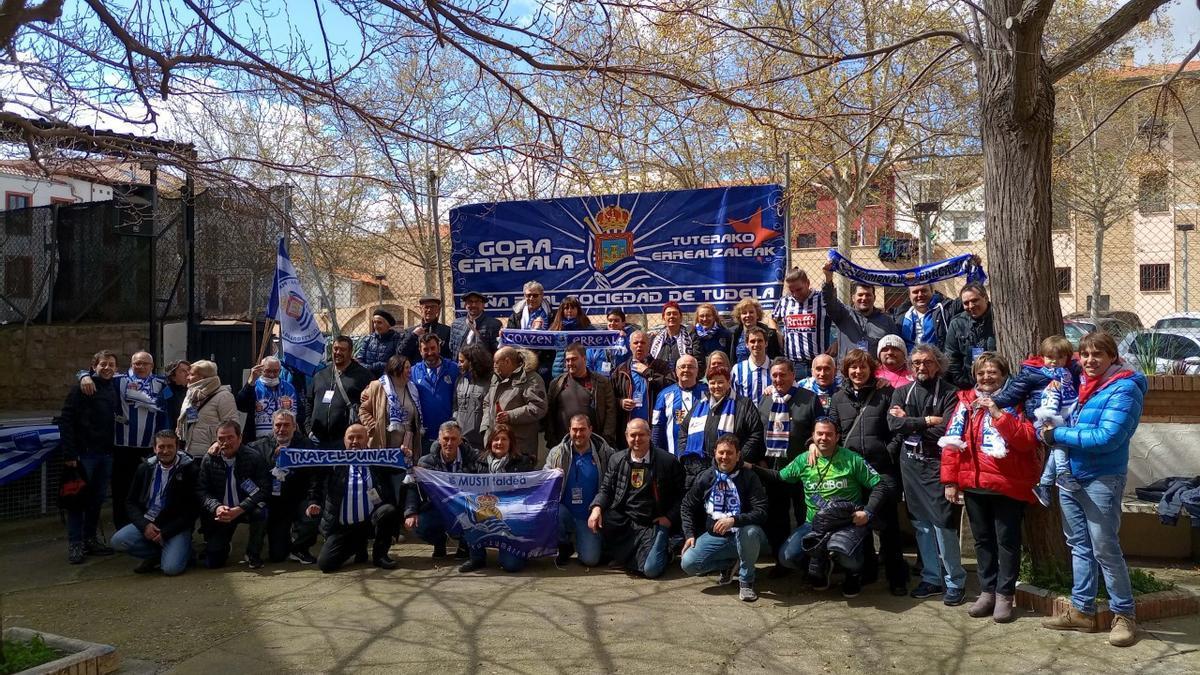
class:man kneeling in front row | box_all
[588,418,684,578]
[761,417,892,598]
[308,424,401,572]
[112,430,200,575]
[680,434,769,601]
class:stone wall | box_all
[1142,375,1200,423]
[0,323,149,412]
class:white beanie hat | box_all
[877,334,906,357]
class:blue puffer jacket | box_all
[1051,370,1147,482]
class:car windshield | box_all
[1063,323,1087,348]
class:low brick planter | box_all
[1015,582,1199,628]
[2,627,119,675]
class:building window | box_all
[795,233,817,248]
[1139,263,1170,292]
[5,256,33,298]
[953,219,970,242]
[829,230,837,248]
[4,192,33,236]
[1138,172,1169,215]
[1055,267,1072,293]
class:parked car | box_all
[1064,311,1143,342]
[1154,312,1200,329]
[1117,328,1200,375]
[1063,320,1090,349]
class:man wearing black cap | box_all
[399,295,452,363]
[358,309,403,377]
[449,291,502,355]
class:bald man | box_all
[588,419,684,578]
[308,424,401,572]
[797,354,840,417]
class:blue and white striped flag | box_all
[0,425,59,486]
[266,237,326,376]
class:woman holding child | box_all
[1040,332,1146,648]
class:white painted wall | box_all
[0,172,114,206]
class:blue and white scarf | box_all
[123,369,161,412]
[1033,366,1079,429]
[340,466,375,525]
[705,470,742,528]
[520,303,550,330]
[765,389,794,458]
[651,328,693,362]
[938,391,1018,458]
[501,328,625,351]
[694,323,717,339]
[901,306,938,350]
[828,249,987,287]
[381,374,421,434]
[276,447,410,470]
[684,396,736,458]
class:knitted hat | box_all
[876,334,906,357]
[373,310,396,327]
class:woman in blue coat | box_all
[1041,332,1146,648]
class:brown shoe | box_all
[992,594,1016,623]
[1042,606,1098,633]
[968,591,995,618]
[1108,615,1137,647]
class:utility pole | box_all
[1179,221,1194,311]
[429,170,447,321]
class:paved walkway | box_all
[2,517,1198,674]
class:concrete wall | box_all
[0,323,149,412]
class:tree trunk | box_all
[979,55,1070,570]
[1090,220,1105,322]
[836,198,854,297]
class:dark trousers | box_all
[964,491,1026,596]
[861,501,910,588]
[203,510,267,568]
[111,446,151,530]
[318,504,398,573]
[763,480,806,560]
[257,494,319,562]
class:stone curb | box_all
[1015,582,1200,629]
[3,627,119,675]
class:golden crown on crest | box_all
[588,205,632,233]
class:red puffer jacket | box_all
[940,388,1040,503]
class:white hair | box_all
[262,355,281,368]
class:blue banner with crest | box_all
[449,185,787,315]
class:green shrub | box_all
[1019,554,1175,598]
[1,634,62,674]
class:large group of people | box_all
[57,267,1148,648]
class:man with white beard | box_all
[886,344,965,606]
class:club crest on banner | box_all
[471,493,504,521]
[588,205,634,271]
[284,292,306,320]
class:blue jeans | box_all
[911,519,966,590]
[641,525,670,579]
[414,508,450,545]
[111,523,193,576]
[66,454,113,545]
[778,523,863,572]
[1059,473,1134,617]
[558,508,602,566]
[680,525,768,585]
[1040,446,1071,484]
